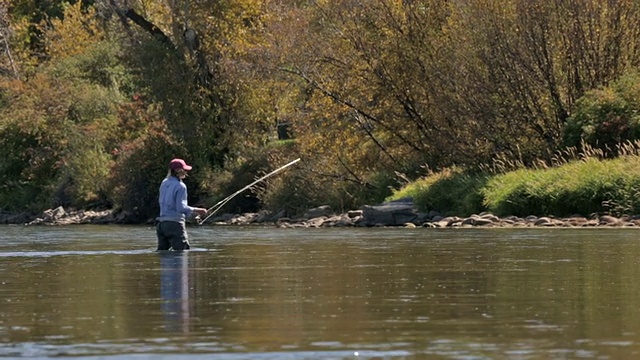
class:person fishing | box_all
[156,158,207,251]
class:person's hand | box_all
[194,207,207,215]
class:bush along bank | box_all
[7,154,640,227]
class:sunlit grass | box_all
[388,142,640,217]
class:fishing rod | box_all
[197,158,301,225]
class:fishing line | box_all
[197,158,301,225]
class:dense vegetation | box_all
[389,145,640,217]
[2,0,640,221]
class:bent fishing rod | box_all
[197,158,301,225]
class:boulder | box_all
[473,217,495,226]
[44,206,66,220]
[599,215,620,226]
[303,205,333,219]
[361,198,417,226]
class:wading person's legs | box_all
[156,222,172,250]
[157,221,190,251]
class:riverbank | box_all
[387,156,640,221]
[2,199,639,228]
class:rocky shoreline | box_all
[2,198,640,228]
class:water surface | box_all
[0,225,639,359]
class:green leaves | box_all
[564,71,640,155]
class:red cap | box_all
[169,158,192,171]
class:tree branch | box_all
[124,8,175,49]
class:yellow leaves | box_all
[6,15,38,71]
[198,0,266,57]
[44,2,103,59]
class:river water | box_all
[0,225,640,359]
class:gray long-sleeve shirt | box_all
[156,176,195,223]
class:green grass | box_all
[389,167,488,217]
[387,156,640,217]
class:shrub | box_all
[564,71,640,155]
[238,139,394,216]
[107,130,188,223]
[0,122,59,211]
[0,39,129,212]
[388,168,488,216]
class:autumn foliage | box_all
[2,0,640,219]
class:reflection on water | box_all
[0,225,640,359]
[160,252,190,334]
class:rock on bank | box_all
[208,198,640,228]
[5,198,640,227]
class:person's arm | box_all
[176,184,207,216]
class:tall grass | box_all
[388,146,640,217]
[388,167,488,217]
[481,158,640,217]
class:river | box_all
[0,225,639,359]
